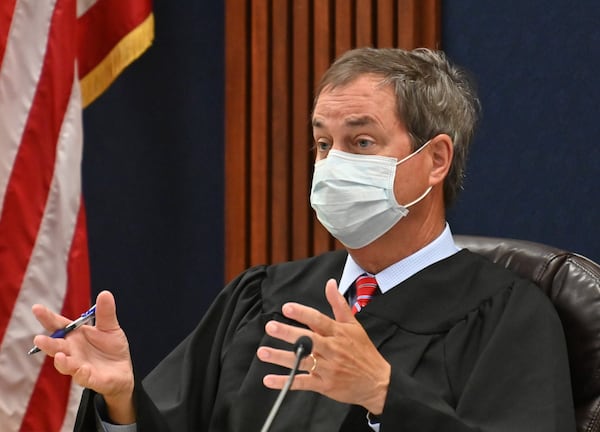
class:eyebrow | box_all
[312,115,377,129]
[345,116,376,127]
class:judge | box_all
[32,47,575,431]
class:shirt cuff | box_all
[100,422,138,432]
[94,394,137,432]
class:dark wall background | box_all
[82,2,599,377]
[82,1,224,377]
[443,1,600,262]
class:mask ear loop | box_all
[396,139,433,208]
[402,186,433,208]
[395,139,432,166]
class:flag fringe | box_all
[80,12,154,107]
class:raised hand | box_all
[31,290,136,424]
[257,279,391,415]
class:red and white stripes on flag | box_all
[0,1,153,431]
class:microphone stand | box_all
[260,336,312,432]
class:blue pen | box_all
[28,304,96,355]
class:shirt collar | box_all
[338,223,460,296]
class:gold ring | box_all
[309,353,317,373]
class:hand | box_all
[32,290,135,424]
[256,279,391,415]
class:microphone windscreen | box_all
[293,336,313,358]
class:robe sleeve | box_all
[379,280,576,431]
[138,265,267,431]
[74,265,268,432]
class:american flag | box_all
[0,0,153,430]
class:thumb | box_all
[94,290,120,331]
[325,278,355,323]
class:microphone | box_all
[260,336,313,432]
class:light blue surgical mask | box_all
[310,141,432,249]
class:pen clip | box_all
[80,304,96,319]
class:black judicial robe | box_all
[75,249,575,431]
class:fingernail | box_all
[263,376,275,388]
[257,347,270,360]
[266,321,279,334]
[282,303,294,315]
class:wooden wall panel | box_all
[335,0,352,55]
[271,0,291,263]
[312,0,336,255]
[249,0,269,265]
[355,0,374,47]
[290,0,311,261]
[377,0,396,47]
[225,0,441,281]
[224,0,249,278]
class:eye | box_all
[314,140,332,153]
[356,138,375,149]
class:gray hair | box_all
[314,47,481,208]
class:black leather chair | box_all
[455,235,600,432]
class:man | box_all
[33,48,575,431]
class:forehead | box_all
[312,75,398,125]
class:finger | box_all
[263,373,289,390]
[70,362,94,388]
[257,346,295,369]
[281,302,336,336]
[54,352,94,388]
[54,351,79,376]
[325,279,355,323]
[95,291,120,332]
[264,320,316,347]
[31,304,71,333]
[33,334,70,357]
[263,372,320,392]
[257,346,320,373]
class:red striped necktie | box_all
[351,274,379,315]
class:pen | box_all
[27,304,96,355]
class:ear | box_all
[427,134,453,186]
